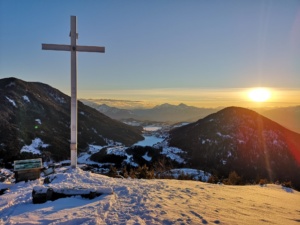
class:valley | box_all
[1,78,300,191]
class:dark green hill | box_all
[0,77,143,162]
[169,106,300,189]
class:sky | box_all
[0,0,300,108]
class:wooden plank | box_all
[76,45,105,53]
[42,44,71,51]
[14,158,42,171]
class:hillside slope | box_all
[169,107,300,189]
[0,77,143,162]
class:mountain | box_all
[169,107,300,189]
[0,77,143,163]
[86,101,218,123]
[97,104,135,120]
[257,106,300,133]
[83,100,300,133]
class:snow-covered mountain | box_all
[169,107,300,190]
[0,77,143,163]
[0,168,299,224]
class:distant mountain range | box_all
[0,78,143,163]
[82,100,300,133]
[169,107,300,189]
[258,106,300,133]
[81,100,219,123]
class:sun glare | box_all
[248,88,271,102]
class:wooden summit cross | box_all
[42,16,105,168]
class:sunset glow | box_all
[248,88,271,102]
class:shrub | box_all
[258,179,268,186]
[207,174,219,184]
[178,171,194,180]
[282,181,293,188]
[224,171,242,185]
[136,165,154,179]
[120,166,129,178]
[108,166,118,178]
[127,165,154,179]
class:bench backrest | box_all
[14,158,42,171]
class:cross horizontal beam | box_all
[42,44,105,53]
[42,44,70,51]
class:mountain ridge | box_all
[82,100,300,132]
[169,106,300,189]
[82,100,219,123]
[0,77,143,162]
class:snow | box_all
[238,139,245,144]
[20,138,50,155]
[216,132,232,139]
[124,155,139,167]
[134,135,164,147]
[0,168,299,225]
[5,82,15,87]
[173,122,189,128]
[22,95,30,103]
[35,119,42,125]
[161,146,186,164]
[79,138,185,167]
[49,93,66,104]
[154,140,186,164]
[106,146,127,157]
[142,152,152,161]
[5,96,17,108]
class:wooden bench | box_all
[14,158,42,182]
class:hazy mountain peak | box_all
[153,103,173,109]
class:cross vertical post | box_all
[70,16,78,167]
[42,16,105,168]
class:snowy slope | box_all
[1,168,299,225]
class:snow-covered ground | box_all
[1,168,299,225]
[134,135,164,147]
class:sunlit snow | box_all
[142,152,152,161]
[20,138,50,155]
[5,96,17,108]
[35,119,42,125]
[22,95,30,103]
[0,168,299,225]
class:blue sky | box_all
[0,0,299,107]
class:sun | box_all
[248,88,271,102]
